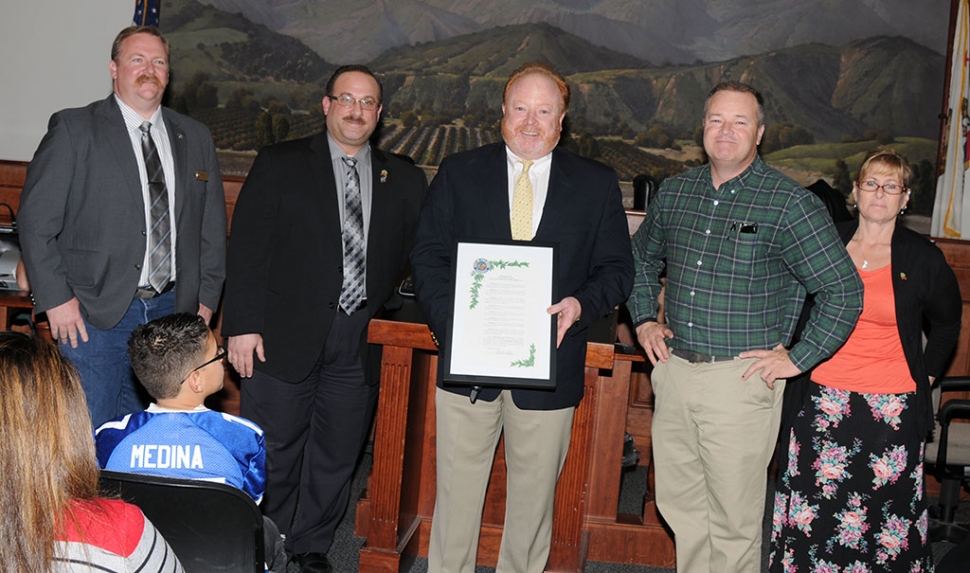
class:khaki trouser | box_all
[428,388,574,573]
[652,355,785,573]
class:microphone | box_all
[469,386,481,404]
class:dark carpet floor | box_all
[289,454,970,572]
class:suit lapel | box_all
[481,146,576,241]
[534,149,570,240]
[482,144,513,239]
[162,112,188,224]
[309,133,343,244]
[366,149,392,297]
[368,148,391,247]
[100,97,143,209]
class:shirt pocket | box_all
[720,233,764,279]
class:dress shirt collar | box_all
[327,131,371,164]
[505,146,552,173]
[115,94,164,136]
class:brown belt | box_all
[670,348,735,364]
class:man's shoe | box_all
[293,552,332,573]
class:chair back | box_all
[926,383,943,464]
[99,470,264,573]
[925,379,970,469]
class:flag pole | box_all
[931,0,968,238]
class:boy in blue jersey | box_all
[94,313,284,571]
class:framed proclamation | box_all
[443,240,558,389]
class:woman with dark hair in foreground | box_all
[0,331,183,572]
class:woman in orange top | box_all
[769,148,961,572]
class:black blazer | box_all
[221,133,428,382]
[410,143,634,410]
[834,221,962,436]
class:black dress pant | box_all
[241,308,376,554]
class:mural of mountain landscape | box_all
[159,0,951,216]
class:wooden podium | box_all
[354,306,675,571]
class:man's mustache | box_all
[136,74,163,87]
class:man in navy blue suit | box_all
[410,61,633,573]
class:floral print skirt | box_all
[769,382,932,573]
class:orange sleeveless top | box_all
[812,264,915,393]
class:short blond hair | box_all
[857,147,913,188]
[111,25,170,61]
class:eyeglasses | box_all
[857,180,906,195]
[180,347,226,383]
[328,94,379,111]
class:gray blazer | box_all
[19,95,226,330]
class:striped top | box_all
[54,498,183,573]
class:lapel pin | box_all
[380,169,388,184]
[900,272,907,281]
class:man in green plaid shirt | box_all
[628,81,863,573]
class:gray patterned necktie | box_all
[140,121,172,292]
[340,157,365,313]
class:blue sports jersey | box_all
[95,404,266,504]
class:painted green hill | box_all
[369,21,648,77]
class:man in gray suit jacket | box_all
[19,26,227,427]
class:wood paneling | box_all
[357,315,676,570]
[0,161,26,225]
[0,160,244,230]
[936,238,970,408]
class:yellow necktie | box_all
[511,160,534,240]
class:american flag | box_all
[932,0,970,238]
[133,0,160,27]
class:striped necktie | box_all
[340,157,366,313]
[140,121,172,292]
